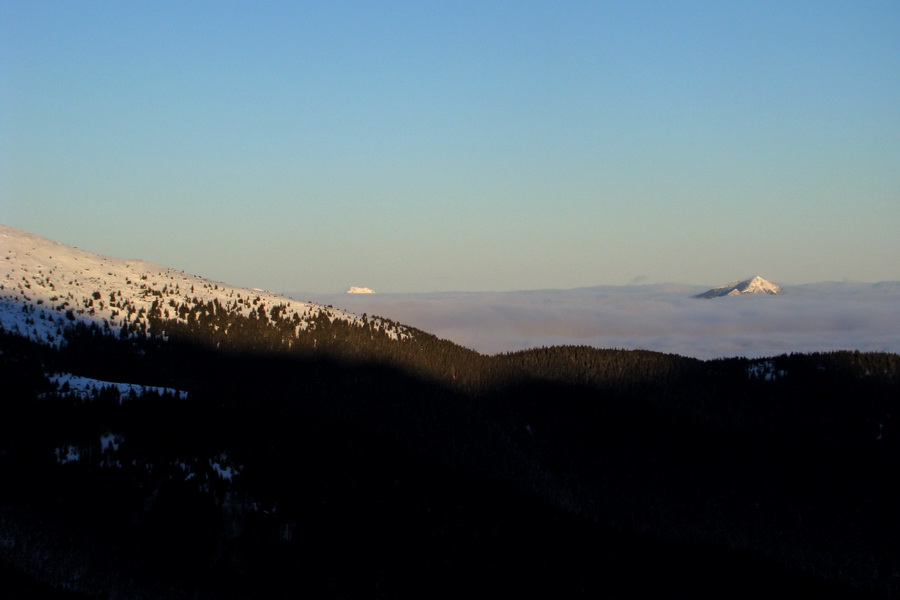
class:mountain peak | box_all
[694,276,781,299]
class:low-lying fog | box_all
[294,282,900,360]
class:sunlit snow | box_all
[0,225,392,347]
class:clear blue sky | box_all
[3,1,898,292]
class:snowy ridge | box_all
[0,225,408,345]
[694,276,781,299]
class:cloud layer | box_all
[295,282,900,360]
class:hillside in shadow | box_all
[1,315,898,598]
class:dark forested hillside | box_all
[1,303,898,598]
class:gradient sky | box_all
[2,1,898,293]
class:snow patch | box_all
[99,432,123,453]
[747,361,787,382]
[56,445,81,464]
[210,454,242,481]
[46,372,189,401]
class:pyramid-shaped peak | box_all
[694,276,781,299]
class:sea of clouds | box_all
[294,282,900,360]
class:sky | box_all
[2,1,899,293]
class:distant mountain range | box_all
[694,276,782,299]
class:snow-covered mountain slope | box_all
[694,276,781,299]
[0,225,405,346]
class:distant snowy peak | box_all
[694,276,781,299]
[346,287,375,294]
